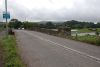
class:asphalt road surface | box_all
[15,30,100,67]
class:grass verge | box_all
[71,35,100,46]
[0,41,4,67]
[1,35,25,67]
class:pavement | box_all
[15,30,100,67]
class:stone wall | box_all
[32,27,71,38]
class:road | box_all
[15,30,100,67]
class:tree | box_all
[23,22,33,29]
[63,20,99,29]
[9,19,22,29]
[45,22,55,29]
[39,24,46,28]
[23,21,40,30]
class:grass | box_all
[97,28,100,32]
[1,35,25,67]
[0,41,4,67]
[0,28,2,32]
[78,28,92,33]
[71,35,100,46]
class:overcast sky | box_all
[0,0,100,22]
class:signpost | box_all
[3,0,10,36]
[3,12,10,19]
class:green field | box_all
[1,35,25,67]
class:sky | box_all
[0,0,100,22]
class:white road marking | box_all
[24,31,100,63]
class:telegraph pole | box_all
[5,0,8,36]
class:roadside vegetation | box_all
[1,35,25,67]
[0,41,4,67]
[71,35,100,46]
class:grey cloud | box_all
[0,0,100,22]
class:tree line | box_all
[8,19,100,29]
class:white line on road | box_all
[24,31,100,63]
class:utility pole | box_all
[5,0,8,36]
